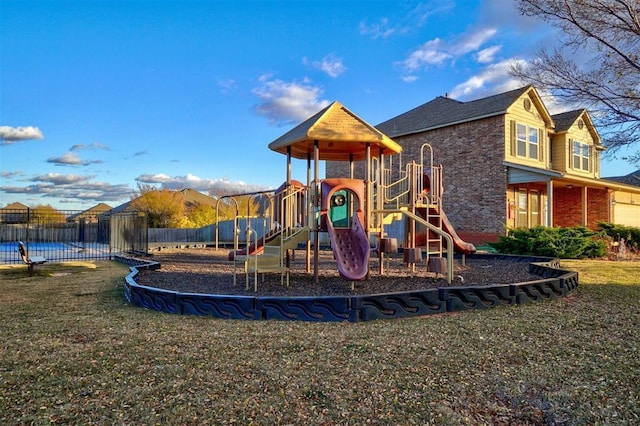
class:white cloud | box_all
[136,173,272,194]
[399,27,497,76]
[451,28,497,56]
[401,38,451,71]
[308,54,347,78]
[47,152,84,166]
[359,0,455,40]
[1,174,132,203]
[252,75,331,125]
[47,152,103,167]
[0,170,24,179]
[70,142,110,151]
[0,126,44,145]
[136,173,173,184]
[448,59,524,99]
[359,17,396,40]
[401,75,419,83]
[476,45,501,64]
[33,173,93,185]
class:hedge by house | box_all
[489,226,607,259]
[597,222,640,251]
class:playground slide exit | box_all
[326,212,370,281]
[428,207,476,255]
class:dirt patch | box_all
[135,248,543,297]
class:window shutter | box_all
[539,128,544,163]
[509,120,516,156]
[568,138,573,169]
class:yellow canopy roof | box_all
[268,101,402,161]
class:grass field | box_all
[0,259,638,425]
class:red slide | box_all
[326,213,370,281]
[417,207,476,255]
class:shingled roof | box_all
[551,109,585,132]
[377,85,544,137]
[269,101,401,161]
[0,201,29,210]
[605,170,640,187]
[66,202,113,222]
[551,108,603,147]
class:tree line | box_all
[130,183,266,228]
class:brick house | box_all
[326,85,640,244]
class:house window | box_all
[530,191,540,226]
[573,141,590,171]
[529,127,539,159]
[516,123,539,160]
[515,189,542,228]
[516,190,528,227]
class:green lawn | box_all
[1,259,638,425]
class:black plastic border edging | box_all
[117,253,578,322]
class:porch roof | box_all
[505,161,640,194]
[505,161,562,184]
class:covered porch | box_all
[505,162,617,230]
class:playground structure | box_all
[229,101,476,289]
[122,102,579,322]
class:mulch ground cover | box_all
[135,248,542,296]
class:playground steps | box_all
[237,227,311,289]
[238,246,289,290]
[278,226,311,251]
[382,210,404,225]
[369,207,407,234]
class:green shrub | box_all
[597,222,640,251]
[489,225,607,259]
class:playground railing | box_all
[382,168,410,208]
[373,208,453,284]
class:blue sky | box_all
[1,0,635,210]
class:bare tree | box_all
[512,0,640,165]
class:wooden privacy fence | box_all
[148,218,271,246]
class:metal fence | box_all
[0,208,147,264]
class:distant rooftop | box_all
[605,170,640,187]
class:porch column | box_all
[314,140,320,284]
[286,146,292,185]
[365,143,371,232]
[547,180,553,227]
[306,153,312,273]
[582,186,588,226]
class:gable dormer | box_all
[550,109,604,178]
[505,86,554,169]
